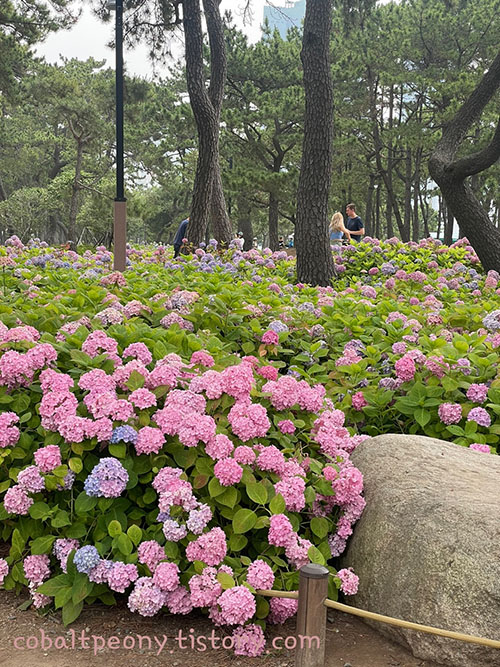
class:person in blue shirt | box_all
[329,211,351,244]
[173,217,189,258]
[345,204,364,242]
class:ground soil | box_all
[0,590,440,667]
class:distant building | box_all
[263,0,306,38]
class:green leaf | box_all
[115,533,133,555]
[38,574,72,596]
[30,535,56,555]
[414,407,431,428]
[232,508,258,534]
[269,493,286,514]
[62,600,84,626]
[228,534,248,551]
[68,458,83,474]
[29,502,51,520]
[108,443,127,458]
[256,597,270,618]
[208,476,225,498]
[246,482,268,505]
[216,572,235,590]
[446,425,465,436]
[126,370,145,391]
[54,587,73,610]
[307,545,326,565]
[310,517,329,539]
[74,492,97,515]
[127,524,142,546]
[108,520,122,537]
[72,572,94,605]
[51,510,71,528]
[217,486,238,509]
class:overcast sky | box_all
[37,1,275,78]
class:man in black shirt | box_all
[345,204,364,242]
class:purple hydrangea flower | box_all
[84,457,129,498]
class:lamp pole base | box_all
[113,199,127,272]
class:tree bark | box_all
[237,195,253,251]
[268,191,279,251]
[429,50,500,270]
[295,0,335,286]
[182,0,231,247]
[68,139,84,243]
[364,174,375,238]
[204,0,232,246]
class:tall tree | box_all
[182,0,231,247]
[224,24,303,250]
[429,50,500,270]
[295,0,335,285]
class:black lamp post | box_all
[108,0,127,271]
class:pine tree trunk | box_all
[429,50,500,270]
[237,196,253,251]
[210,167,232,247]
[295,0,335,286]
[268,191,279,251]
[364,174,375,238]
[183,0,231,248]
[68,139,84,243]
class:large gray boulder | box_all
[343,434,500,667]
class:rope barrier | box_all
[256,589,500,649]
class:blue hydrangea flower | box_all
[74,545,101,574]
[111,426,138,445]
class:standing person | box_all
[329,211,351,244]
[173,217,189,258]
[345,204,364,242]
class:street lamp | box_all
[107,0,127,271]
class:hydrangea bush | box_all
[0,323,365,651]
[1,233,500,652]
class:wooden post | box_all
[295,563,329,667]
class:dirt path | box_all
[0,590,439,667]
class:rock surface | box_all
[343,434,500,667]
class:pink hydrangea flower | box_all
[4,485,33,515]
[205,434,234,460]
[467,407,491,427]
[394,355,416,382]
[337,567,359,595]
[469,443,490,453]
[261,330,279,345]
[438,403,462,425]
[351,392,367,410]
[228,401,270,441]
[278,420,296,434]
[466,383,488,403]
[185,527,227,566]
[268,514,295,547]
[107,562,138,593]
[232,624,266,657]
[268,597,298,624]
[135,426,165,455]
[216,586,256,625]
[127,577,167,617]
[33,445,61,473]
[0,558,8,586]
[129,388,157,410]
[246,559,275,590]
[24,555,50,586]
[233,445,256,465]
[153,562,180,592]
[138,540,165,572]
[214,458,243,486]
